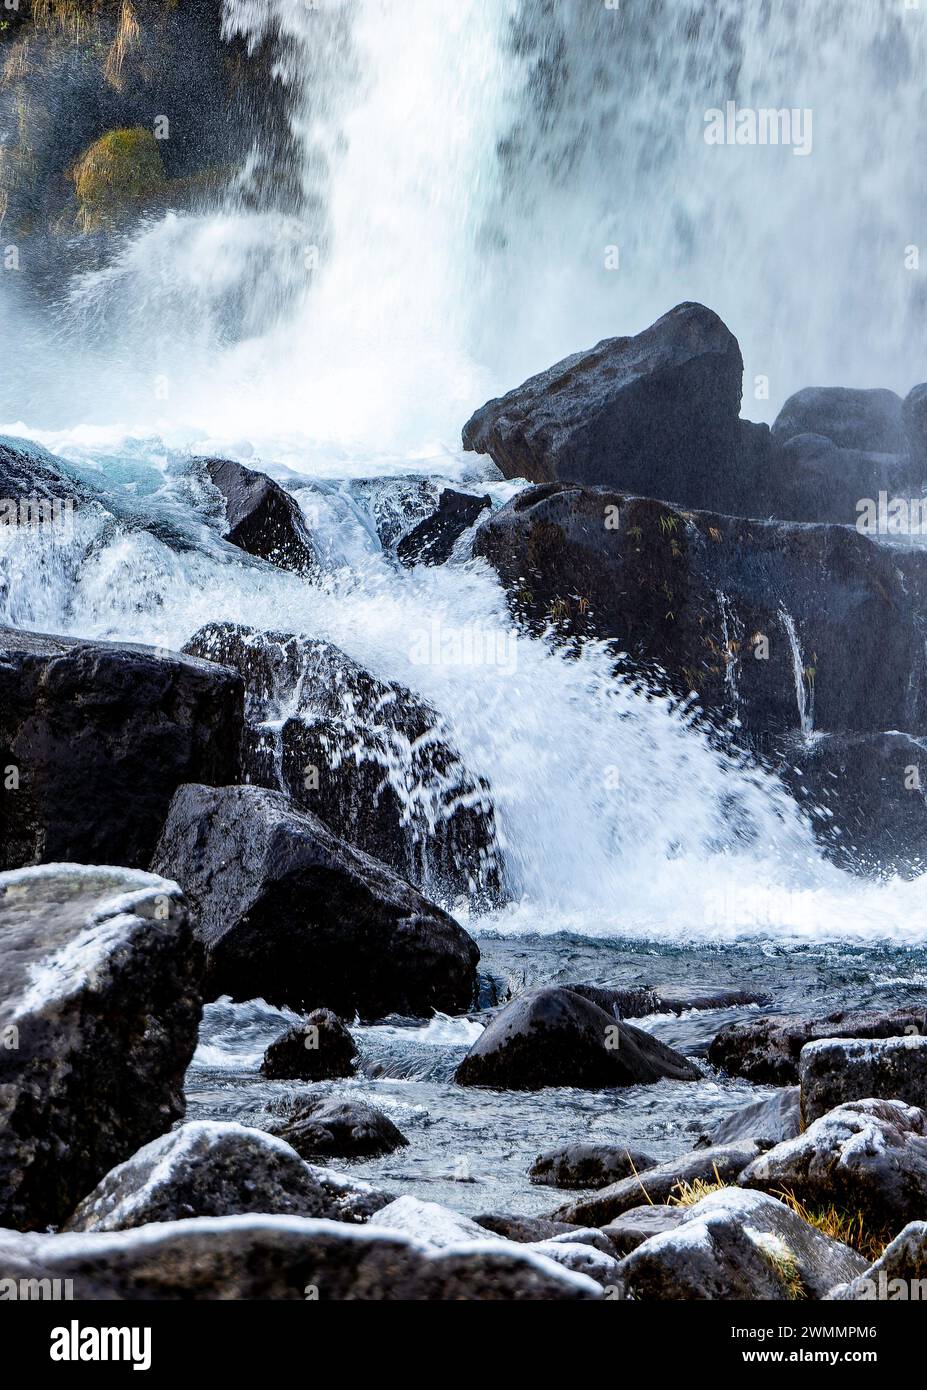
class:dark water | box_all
[185,932,927,1217]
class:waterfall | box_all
[778,607,814,738]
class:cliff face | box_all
[0,0,290,280]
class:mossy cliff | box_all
[0,0,293,263]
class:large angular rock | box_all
[463,302,750,515]
[202,457,320,577]
[183,623,504,904]
[269,1097,409,1161]
[800,1036,927,1126]
[454,986,700,1090]
[260,1009,358,1081]
[528,1143,657,1190]
[827,1221,927,1300]
[708,1007,927,1085]
[0,625,243,871]
[0,1215,602,1299]
[396,488,491,567]
[771,387,907,455]
[550,1141,761,1227]
[64,1121,392,1232]
[473,485,927,748]
[738,1099,927,1234]
[699,1088,801,1149]
[151,782,480,1019]
[0,866,202,1231]
[614,1188,867,1300]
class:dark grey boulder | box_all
[827,1221,927,1300]
[0,1215,601,1299]
[768,432,918,527]
[0,625,243,872]
[63,1121,392,1231]
[183,623,504,905]
[528,1142,657,1190]
[473,484,927,750]
[615,1188,867,1300]
[567,982,769,1019]
[779,732,927,878]
[550,1140,761,1227]
[260,1009,358,1081]
[150,782,480,1020]
[800,1036,927,1126]
[708,1007,927,1085]
[463,302,750,515]
[396,488,491,566]
[349,476,443,549]
[699,1088,801,1149]
[0,434,96,506]
[454,986,701,1091]
[0,866,202,1231]
[268,1097,409,1161]
[771,387,907,455]
[202,457,320,577]
[738,1098,927,1235]
[903,384,927,470]
[473,1212,585,1243]
[601,1205,685,1256]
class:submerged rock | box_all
[63,1121,392,1232]
[151,782,480,1020]
[738,1098,927,1234]
[708,1008,927,1085]
[0,1216,601,1299]
[202,457,320,577]
[269,1097,409,1161]
[614,1188,867,1300]
[0,866,202,1231]
[260,1009,358,1081]
[396,488,491,566]
[550,1141,762,1227]
[800,1036,927,1124]
[454,986,701,1090]
[463,302,750,515]
[528,1143,657,1190]
[183,622,504,905]
[0,625,243,872]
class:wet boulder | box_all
[698,1088,801,1149]
[601,1205,685,1256]
[396,488,491,567]
[151,782,480,1020]
[0,1216,601,1300]
[269,1097,408,1161]
[614,1188,866,1300]
[779,732,927,878]
[183,623,504,905]
[708,1007,927,1085]
[528,1143,657,1190]
[0,434,96,506]
[454,986,701,1091]
[0,625,243,872]
[767,433,918,527]
[800,1035,927,1126]
[771,387,907,455]
[260,1009,358,1081]
[463,302,751,515]
[0,865,202,1231]
[738,1098,927,1235]
[63,1121,393,1232]
[473,1212,586,1243]
[550,1141,762,1227]
[473,484,927,748]
[903,384,927,471]
[202,457,320,577]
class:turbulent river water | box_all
[3,0,927,1211]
